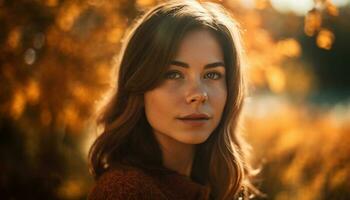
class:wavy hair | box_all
[89,1,259,199]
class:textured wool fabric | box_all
[88,165,211,200]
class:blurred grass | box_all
[244,95,350,199]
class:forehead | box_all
[173,29,224,63]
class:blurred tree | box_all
[0,0,349,199]
[1,0,139,199]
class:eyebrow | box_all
[170,60,225,69]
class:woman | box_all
[88,0,259,199]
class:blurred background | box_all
[0,0,349,199]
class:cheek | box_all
[208,83,227,112]
[144,92,162,120]
[144,87,178,123]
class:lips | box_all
[178,113,211,120]
[176,113,211,127]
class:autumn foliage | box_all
[0,0,349,199]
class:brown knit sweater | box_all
[88,165,211,200]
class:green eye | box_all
[204,72,222,80]
[164,70,183,79]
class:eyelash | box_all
[163,70,223,80]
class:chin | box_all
[177,133,211,145]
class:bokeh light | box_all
[0,0,349,199]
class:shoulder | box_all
[88,166,165,200]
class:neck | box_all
[153,131,196,177]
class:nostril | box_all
[187,92,208,104]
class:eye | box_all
[204,71,222,80]
[164,70,183,80]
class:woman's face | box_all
[144,29,227,145]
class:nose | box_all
[185,84,208,104]
[186,92,208,104]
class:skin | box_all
[144,29,227,176]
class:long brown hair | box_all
[89,1,258,199]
